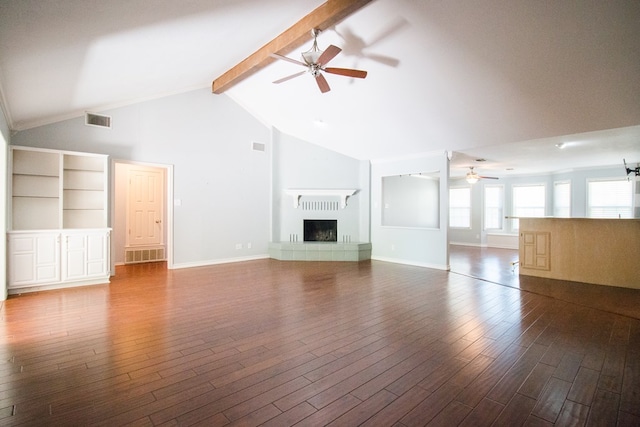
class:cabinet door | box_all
[8,233,61,287]
[62,230,110,281]
[86,231,110,278]
[63,234,88,280]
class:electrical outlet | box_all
[235,243,242,250]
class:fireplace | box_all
[304,219,337,242]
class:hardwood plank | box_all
[459,397,505,427]
[552,350,584,382]
[486,343,548,404]
[586,388,620,427]
[350,348,435,400]
[400,383,463,426]
[425,400,472,426]
[293,393,361,426]
[567,367,600,406]
[523,414,554,426]
[224,403,281,427]
[555,400,590,426]
[617,410,640,426]
[261,402,316,427]
[360,385,432,427]
[518,362,556,399]
[599,344,627,393]
[455,343,528,407]
[222,376,310,421]
[531,376,573,423]
[327,389,397,426]
[493,393,537,426]
[620,349,640,416]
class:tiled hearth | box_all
[268,242,371,261]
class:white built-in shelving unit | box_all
[7,146,111,294]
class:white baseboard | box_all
[449,242,486,248]
[486,233,519,250]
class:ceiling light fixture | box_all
[555,142,566,149]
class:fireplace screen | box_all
[304,219,337,242]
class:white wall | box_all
[271,129,369,243]
[371,152,450,270]
[11,88,272,267]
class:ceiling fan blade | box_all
[273,71,307,84]
[316,45,341,66]
[479,176,499,180]
[315,73,331,93]
[270,53,307,67]
[324,67,367,79]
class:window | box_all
[449,187,471,228]
[553,181,571,217]
[484,185,503,230]
[512,184,546,230]
[587,179,633,218]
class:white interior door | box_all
[127,167,164,247]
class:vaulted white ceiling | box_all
[1,0,639,177]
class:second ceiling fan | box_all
[270,29,367,93]
[466,167,499,184]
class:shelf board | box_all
[13,195,60,199]
[12,172,60,178]
[284,189,358,209]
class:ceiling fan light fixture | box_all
[302,50,323,65]
[302,29,322,65]
[466,174,479,184]
[270,27,368,93]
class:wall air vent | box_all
[85,112,112,129]
[252,141,266,152]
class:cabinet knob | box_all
[155,220,161,224]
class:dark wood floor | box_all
[449,245,521,289]
[1,255,639,426]
[450,245,640,320]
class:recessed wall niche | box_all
[382,172,440,228]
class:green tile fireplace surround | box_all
[268,242,372,261]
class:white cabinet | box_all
[7,147,111,294]
[8,230,111,291]
[62,230,110,282]
[8,233,61,287]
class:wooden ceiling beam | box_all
[211,0,373,94]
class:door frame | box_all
[111,159,174,271]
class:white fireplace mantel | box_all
[284,189,357,209]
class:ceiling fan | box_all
[270,29,367,93]
[466,167,499,184]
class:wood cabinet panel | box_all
[520,231,550,271]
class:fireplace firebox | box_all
[304,219,337,242]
